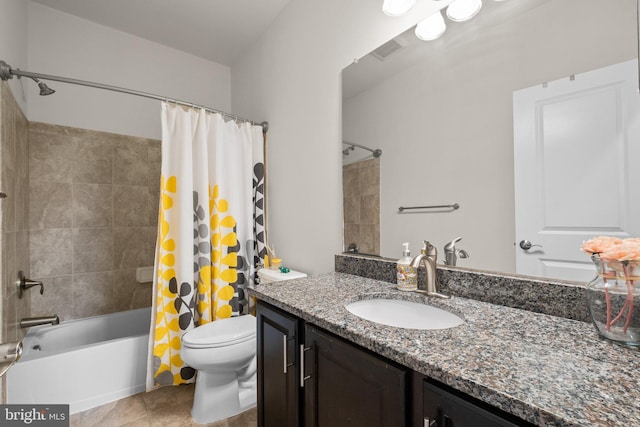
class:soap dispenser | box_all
[396,243,417,291]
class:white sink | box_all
[345,298,464,330]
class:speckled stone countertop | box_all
[249,273,640,427]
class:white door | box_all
[513,60,640,282]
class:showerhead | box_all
[343,146,355,156]
[34,78,55,96]
[0,62,56,95]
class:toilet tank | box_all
[257,268,307,283]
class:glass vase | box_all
[585,256,640,347]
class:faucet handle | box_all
[444,237,462,252]
[17,271,44,299]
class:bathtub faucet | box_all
[20,315,60,329]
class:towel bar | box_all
[398,203,459,212]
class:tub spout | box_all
[20,315,60,328]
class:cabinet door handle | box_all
[282,336,294,374]
[300,344,311,387]
[424,418,437,427]
[283,335,288,374]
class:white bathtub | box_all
[6,307,151,414]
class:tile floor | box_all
[69,384,257,427]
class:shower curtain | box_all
[148,102,266,388]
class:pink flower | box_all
[581,236,623,254]
[600,240,640,261]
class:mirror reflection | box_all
[342,0,638,282]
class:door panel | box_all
[513,59,640,281]
[303,325,408,427]
[256,301,301,427]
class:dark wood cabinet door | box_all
[303,325,409,427]
[256,301,301,427]
[422,380,531,427]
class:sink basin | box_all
[345,299,464,330]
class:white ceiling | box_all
[31,0,291,66]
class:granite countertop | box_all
[249,272,640,427]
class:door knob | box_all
[519,240,543,250]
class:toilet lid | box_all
[257,268,307,282]
[182,315,256,349]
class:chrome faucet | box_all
[410,240,450,299]
[20,315,60,329]
[443,237,469,266]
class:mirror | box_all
[342,0,638,281]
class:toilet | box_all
[181,315,258,424]
[182,267,306,424]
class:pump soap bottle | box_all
[396,243,417,291]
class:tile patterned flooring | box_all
[69,384,257,427]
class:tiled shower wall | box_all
[0,82,30,343]
[28,122,159,321]
[342,158,380,255]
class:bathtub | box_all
[6,307,151,414]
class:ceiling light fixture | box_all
[415,11,446,41]
[446,0,483,22]
[382,0,416,17]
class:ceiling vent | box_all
[370,38,404,61]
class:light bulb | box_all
[446,0,482,22]
[415,11,447,41]
[382,0,416,17]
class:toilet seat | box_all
[182,315,256,349]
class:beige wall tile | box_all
[1,83,31,342]
[114,139,153,186]
[72,271,114,317]
[15,107,29,232]
[72,133,114,184]
[113,269,152,311]
[147,141,162,188]
[360,194,379,225]
[342,164,360,198]
[29,123,77,183]
[72,228,114,273]
[114,227,156,270]
[26,122,159,320]
[114,185,156,227]
[30,275,73,321]
[343,196,360,225]
[30,228,73,278]
[29,181,73,229]
[342,158,380,255]
[73,183,113,228]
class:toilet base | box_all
[191,370,256,424]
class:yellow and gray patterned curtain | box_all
[147,103,266,388]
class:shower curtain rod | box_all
[0,60,268,132]
[342,140,382,157]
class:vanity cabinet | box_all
[257,300,531,427]
[257,300,409,427]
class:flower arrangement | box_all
[582,236,640,343]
